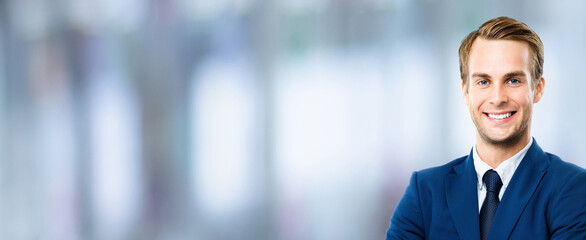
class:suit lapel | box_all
[488,140,550,240]
[446,151,481,240]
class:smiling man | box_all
[385,17,586,240]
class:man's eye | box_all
[479,80,489,85]
[509,79,520,84]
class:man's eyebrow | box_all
[471,71,526,79]
[471,73,491,78]
[504,71,526,78]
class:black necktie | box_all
[479,169,503,240]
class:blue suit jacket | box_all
[386,140,586,240]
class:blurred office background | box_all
[1,0,586,239]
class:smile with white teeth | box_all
[487,112,512,119]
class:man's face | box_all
[463,38,544,146]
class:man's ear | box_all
[533,77,545,103]
[462,82,470,106]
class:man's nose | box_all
[489,85,508,105]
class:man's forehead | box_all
[468,38,531,73]
[470,37,530,52]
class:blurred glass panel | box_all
[86,41,141,240]
[190,54,259,238]
[31,40,78,240]
[8,0,52,39]
[66,0,144,32]
[275,49,387,239]
[181,0,253,21]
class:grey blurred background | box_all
[1,0,586,239]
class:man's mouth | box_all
[485,112,515,120]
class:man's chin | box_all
[479,132,524,147]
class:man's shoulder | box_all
[544,152,586,177]
[415,155,470,180]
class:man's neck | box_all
[476,135,531,169]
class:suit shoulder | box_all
[546,152,586,177]
[416,155,469,181]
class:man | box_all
[385,16,586,240]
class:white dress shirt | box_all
[473,138,533,212]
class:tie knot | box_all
[483,170,503,193]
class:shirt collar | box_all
[473,138,533,190]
